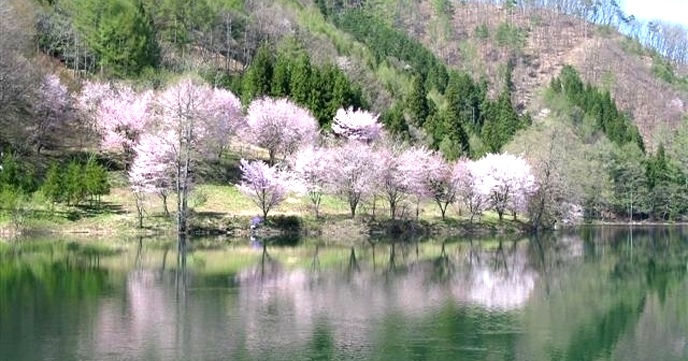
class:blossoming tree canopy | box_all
[245,97,319,164]
[469,153,536,220]
[98,86,152,155]
[204,87,244,157]
[237,159,291,218]
[331,107,383,143]
[32,74,72,153]
[375,144,429,219]
[128,132,174,227]
[77,80,113,115]
[153,77,236,233]
[129,132,174,195]
[325,140,379,217]
[291,146,331,218]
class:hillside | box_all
[357,0,688,148]
[2,0,688,226]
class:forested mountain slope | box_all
[2,0,688,223]
[354,0,688,148]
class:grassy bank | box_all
[0,177,529,240]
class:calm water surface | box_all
[1,226,687,361]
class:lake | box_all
[1,226,687,361]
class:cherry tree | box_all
[203,87,244,158]
[97,86,152,166]
[127,134,172,228]
[31,74,72,154]
[420,152,462,220]
[76,80,113,116]
[402,146,438,219]
[458,160,487,222]
[152,77,217,234]
[129,132,175,226]
[77,80,152,167]
[331,107,383,143]
[244,97,318,165]
[325,140,378,218]
[237,159,290,218]
[291,146,330,218]
[375,144,426,219]
[470,153,536,221]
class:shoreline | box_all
[2,211,686,241]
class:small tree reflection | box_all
[175,233,187,301]
[433,241,453,282]
[348,247,360,274]
[311,244,320,272]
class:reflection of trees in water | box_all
[7,228,688,360]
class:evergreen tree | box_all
[289,53,313,106]
[271,55,291,97]
[439,109,470,159]
[242,44,273,102]
[42,162,64,204]
[84,156,110,205]
[65,160,85,206]
[406,76,429,127]
[382,103,409,139]
[71,0,160,76]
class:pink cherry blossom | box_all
[244,97,319,165]
[237,159,291,218]
[331,107,383,143]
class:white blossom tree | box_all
[325,140,378,218]
[152,77,217,233]
[31,74,73,154]
[203,87,244,158]
[375,144,426,219]
[237,159,290,218]
[331,107,383,143]
[244,97,319,165]
[470,153,536,221]
[291,146,330,218]
[422,152,462,220]
[129,132,175,225]
[97,86,152,167]
[403,146,438,219]
[459,159,488,222]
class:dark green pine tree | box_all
[646,143,670,190]
[74,0,160,77]
[271,55,291,97]
[382,103,410,140]
[307,70,327,125]
[406,75,429,127]
[42,162,64,204]
[242,44,273,102]
[318,64,342,128]
[439,108,471,159]
[481,90,521,153]
[289,53,313,106]
[444,72,485,133]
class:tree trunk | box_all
[161,193,170,217]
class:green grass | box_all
[0,148,531,238]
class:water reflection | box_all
[0,226,687,361]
